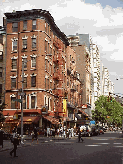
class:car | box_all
[91,126,100,136]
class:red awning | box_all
[5,117,19,124]
[43,115,60,125]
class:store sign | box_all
[63,99,67,114]
[41,106,48,114]
[82,104,87,109]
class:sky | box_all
[0,0,123,95]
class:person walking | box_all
[34,127,38,144]
[0,128,3,148]
[78,128,84,142]
[10,128,19,157]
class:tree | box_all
[92,95,123,126]
[0,102,7,123]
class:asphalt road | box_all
[0,132,123,164]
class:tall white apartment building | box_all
[101,65,114,96]
[90,43,101,105]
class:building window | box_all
[48,24,49,35]
[31,57,36,68]
[23,77,27,89]
[45,23,47,32]
[23,95,26,109]
[32,20,36,30]
[23,21,27,30]
[12,59,17,69]
[12,22,18,32]
[11,97,16,109]
[31,96,36,108]
[11,78,16,88]
[0,72,2,77]
[0,52,3,61]
[45,78,46,89]
[31,76,36,87]
[45,41,47,52]
[13,40,17,51]
[22,39,27,49]
[47,78,49,89]
[32,38,36,49]
[23,58,27,68]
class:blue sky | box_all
[0,0,123,95]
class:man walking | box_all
[10,128,19,157]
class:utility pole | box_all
[21,60,24,144]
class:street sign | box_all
[13,99,22,103]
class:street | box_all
[0,131,123,164]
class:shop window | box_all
[12,22,18,32]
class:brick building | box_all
[2,9,84,131]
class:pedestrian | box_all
[34,127,38,144]
[78,128,84,142]
[57,128,59,136]
[31,130,35,143]
[63,128,66,138]
[10,128,20,157]
[0,127,3,148]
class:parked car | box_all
[91,126,100,136]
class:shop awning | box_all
[5,117,19,124]
[43,115,60,125]
[75,113,82,120]
[78,109,89,117]
[19,116,41,124]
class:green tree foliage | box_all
[0,102,6,123]
[92,95,123,126]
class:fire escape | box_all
[53,39,64,116]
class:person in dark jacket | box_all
[0,128,3,148]
[10,128,19,157]
[78,128,84,142]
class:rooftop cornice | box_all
[4,9,69,46]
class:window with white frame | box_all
[31,75,36,87]
[12,22,18,32]
[12,59,17,69]
[31,96,36,108]
[23,95,26,109]
[0,51,3,61]
[32,20,36,30]
[13,40,17,51]
[22,39,27,49]
[23,77,27,89]
[23,58,27,68]
[11,97,16,109]
[31,57,36,68]
[11,78,16,88]
[23,20,27,30]
[32,38,36,49]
